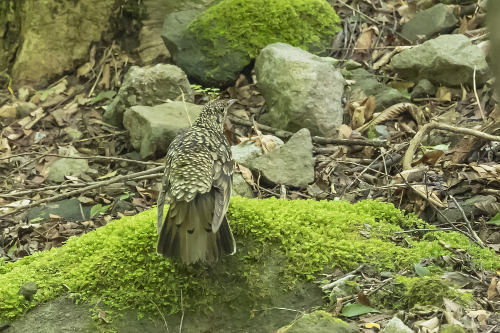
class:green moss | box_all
[188,0,341,59]
[400,276,473,309]
[0,197,497,322]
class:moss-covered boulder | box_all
[162,0,341,87]
[1,198,497,331]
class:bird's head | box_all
[195,99,236,131]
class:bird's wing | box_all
[211,138,233,232]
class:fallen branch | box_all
[449,195,485,248]
[0,166,164,219]
[403,122,500,170]
[229,116,388,148]
[0,173,163,198]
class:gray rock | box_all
[411,79,436,99]
[279,311,359,333]
[249,128,314,187]
[162,9,250,88]
[402,3,458,42]
[18,281,37,301]
[47,147,90,183]
[438,195,496,224]
[232,173,254,198]
[162,1,340,87]
[231,137,284,166]
[255,43,345,137]
[9,0,115,87]
[138,25,171,65]
[391,34,490,87]
[345,68,407,112]
[123,101,203,159]
[103,64,193,127]
[27,198,92,222]
[16,102,37,118]
[329,280,360,303]
[381,317,413,333]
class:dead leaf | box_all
[237,164,254,186]
[487,277,498,300]
[0,104,17,118]
[77,62,93,78]
[436,87,452,104]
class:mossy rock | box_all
[163,0,341,87]
[1,198,497,331]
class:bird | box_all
[156,99,237,263]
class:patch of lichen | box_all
[1,197,498,322]
[188,0,341,59]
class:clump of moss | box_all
[188,0,341,58]
[402,276,473,309]
[0,197,497,322]
[371,275,473,310]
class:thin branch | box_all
[229,116,388,148]
[38,153,162,166]
[0,173,163,198]
[449,195,485,248]
[393,228,453,234]
[179,289,184,333]
[473,65,486,123]
[0,166,163,219]
[403,121,500,170]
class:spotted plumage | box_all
[157,100,236,263]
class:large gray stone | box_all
[123,101,203,159]
[381,317,413,333]
[279,311,359,333]
[103,64,193,127]
[255,43,345,137]
[249,128,314,187]
[391,34,490,87]
[402,3,458,42]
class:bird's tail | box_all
[157,192,236,264]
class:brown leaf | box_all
[357,289,371,306]
[237,164,254,186]
[487,277,498,300]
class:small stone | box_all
[231,173,254,198]
[381,317,413,333]
[249,128,315,187]
[411,79,436,99]
[18,281,37,301]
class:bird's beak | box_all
[226,99,237,109]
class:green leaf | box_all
[119,192,134,201]
[90,204,103,218]
[341,303,379,317]
[414,263,430,276]
[90,91,116,105]
[487,211,500,225]
[90,204,110,218]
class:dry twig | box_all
[403,122,500,170]
[0,166,163,219]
